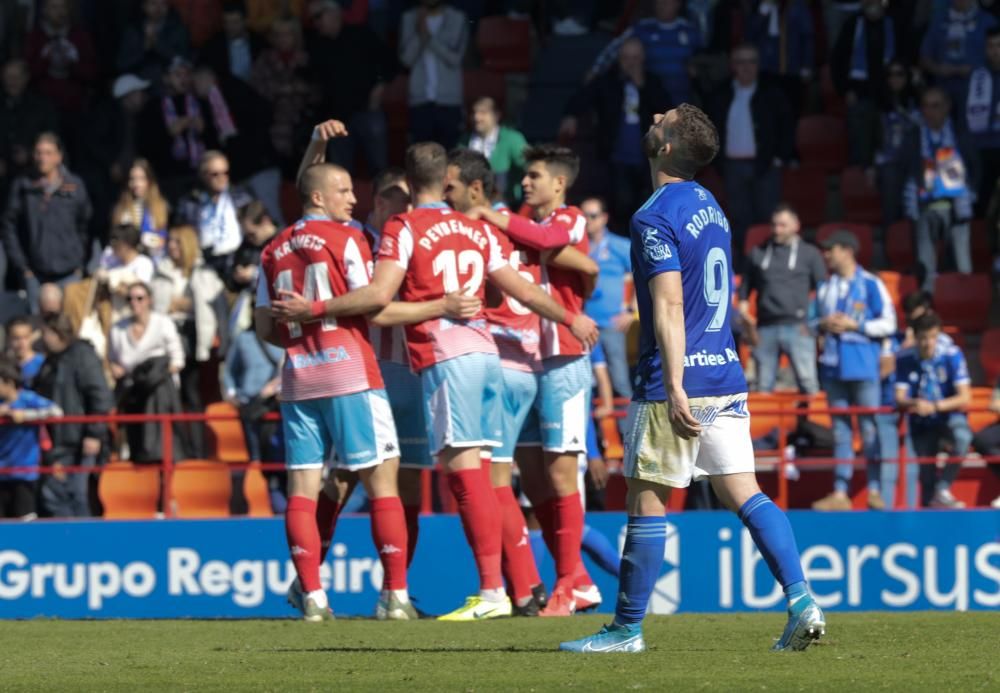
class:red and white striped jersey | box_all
[485,229,542,373]
[378,203,503,372]
[362,221,409,367]
[258,217,384,401]
[536,206,589,359]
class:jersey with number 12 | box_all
[630,181,747,401]
[258,218,384,401]
[379,205,504,372]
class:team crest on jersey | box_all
[642,227,671,262]
[696,187,707,200]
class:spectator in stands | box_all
[970,377,1000,508]
[245,0,307,34]
[117,0,192,87]
[97,224,156,323]
[0,356,62,521]
[895,312,972,508]
[226,202,276,337]
[199,1,263,84]
[34,314,112,518]
[831,0,897,166]
[903,86,979,293]
[151,226,225,458]
[587,0,701,105]
[24,0,97,115]
[251,16,314,172]
[706,43,793,265]
[175,151,254,276]
[872,60,920,225]
[2,132,92,312]
[6,316,43,387]
[191,64,282,225]
[921,0,998,106]
[746,0,814,120]
[461,96,528,205]
[398,0,468,149]
[964,28,1000,215]
[38,283,63,321]
[739,203,826,394]
[0,59,58,200]
[111,159,170,264]
[561,37,671,226]
[811,231,896,511]
[307,0,396,175]
[581,197,633,403]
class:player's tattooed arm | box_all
[489,265,599,348]
[543,245,598,297]
[370,293,482,326]
[650,271,701,440]
[295,119,348,187]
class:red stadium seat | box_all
[781,168,827,228]
[173,460,232,518]
[878,271,918,327]
[477,17,532,73]
[744,223,771,254]
[462,68,507,114]
[98,462,160,519]
[245,463,274,517]
[968,387,997,434]
[934,273,992,332]
[796,115,848,173]
[980,328,1000,386]
[205,401,249,463]
[819,65,846,118]
[971,219,992,273]
[885,219,915,270]
[840,167,882,225]
[941,325,966,350]
[382,74,410,165]
[816,222,874,267]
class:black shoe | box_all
[532,583,549,610]
[512,596,540,617]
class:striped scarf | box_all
[162,93,204,170]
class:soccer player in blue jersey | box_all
[560,104,824,654]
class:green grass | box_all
[3,613,998,691]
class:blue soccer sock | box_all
[738,493,807,605]
[613,516,667,627]
[582,524,621,577]
[529,528,547,567]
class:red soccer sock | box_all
[552,492,584,585]
[572,556,596,589]
[495,485,541,601]
[316,490,343,564]
[285,495,322,593]
[371,496,409,591]
[404,504,421,568]
[448,468,503,591]
[534,497,557,556]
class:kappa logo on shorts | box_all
[384,442,397,454]
[618,521,681,614]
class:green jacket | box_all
[460,125,527,204]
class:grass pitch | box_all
[3,613,997,691]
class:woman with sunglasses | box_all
[108,282,185,384]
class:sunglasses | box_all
[127,294,147,303]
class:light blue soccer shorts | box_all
[493,367,540,463]
[421,352,503,455]
[518,354,591,453]
[280,389,399,471]
[380,361,433,468]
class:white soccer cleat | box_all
[437,595,512,621]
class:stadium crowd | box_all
[0,0,998,523]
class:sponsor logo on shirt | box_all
[288,347,351,369]
[683,348,740,368]
[642,227,671,262]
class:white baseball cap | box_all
[112,74,151,99]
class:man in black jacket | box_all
[199,1,263,84]
[2,132,92,312]
[35,314,113,517]
[706,43,794,265]
[559,37,672,228]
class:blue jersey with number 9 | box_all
[629,181,747,401]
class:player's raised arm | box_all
[295,120,348,187]
[649,270,701,439]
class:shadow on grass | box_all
[229,646,559,654]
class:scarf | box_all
[162,93,204,170]
[818,269,872,368]
[919,119,968,201]
[848,16,894,80]
[206,85,238,141]
[965,67,997,134]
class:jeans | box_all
[409,104,462,150]
[242,167,284,226]
[753,323,819,394]
[722,160,780,269]
[872,412,918,508]
[598,328,632,398]
[326,110,389,177]
[906,414,972,506]
[822,377,880,494]
[915,204,971,292]
[39,455,95,518]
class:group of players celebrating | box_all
[256,104,828,654]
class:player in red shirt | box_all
[445,148,599,615]
[272,142,597,620]
[470,145,602,615]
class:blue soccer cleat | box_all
[772,594,825,652]
[559,623,646,654]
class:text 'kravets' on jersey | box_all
[258,216,384,401]
[630,181,748,401]
[378,203,505,372]
[537,207,589,358]
[486,228,543,372]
